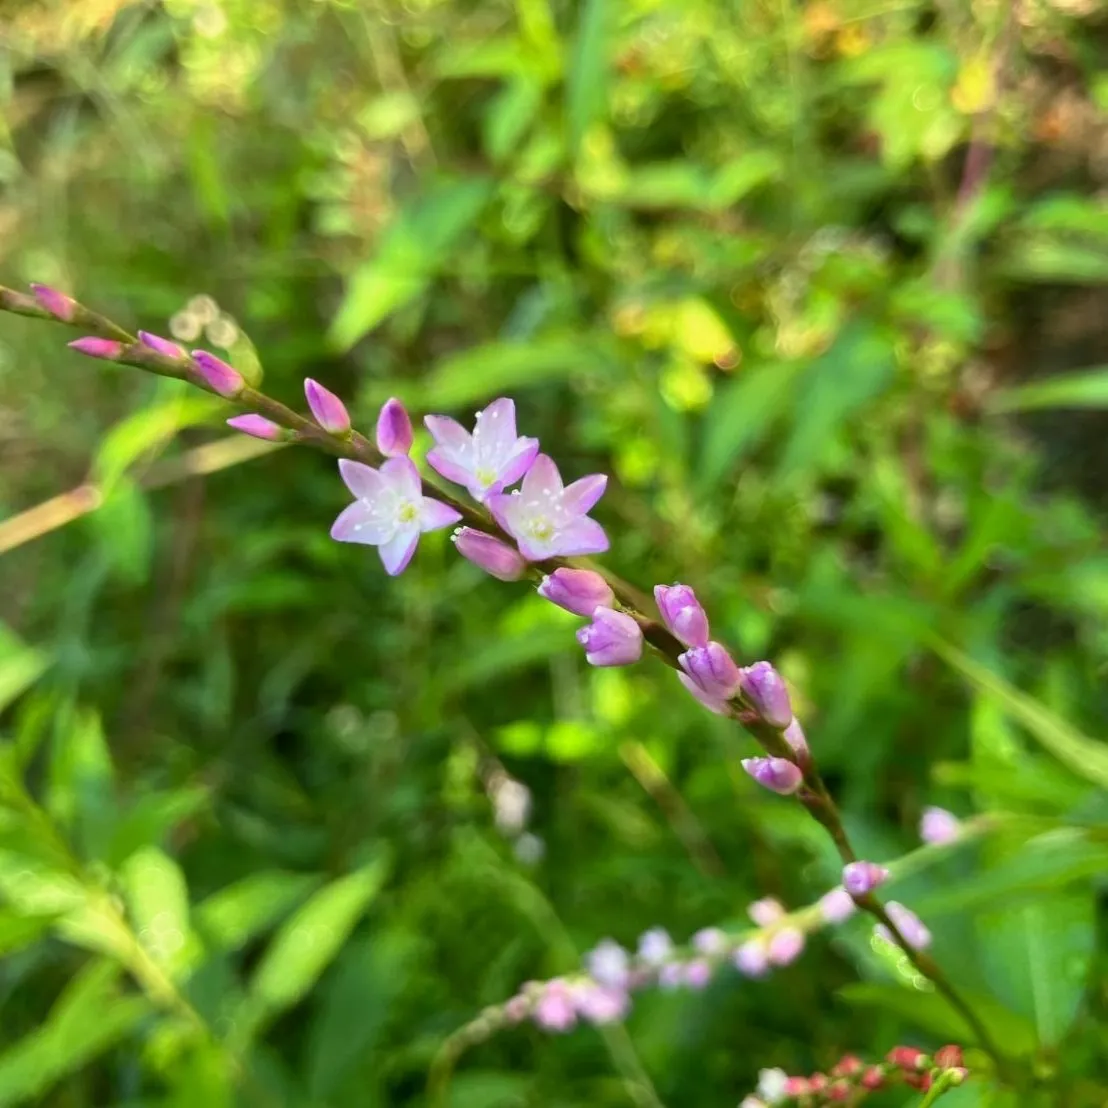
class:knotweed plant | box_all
[4,283,998,1105]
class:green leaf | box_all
[565,0,608,157]
[978,888,1095,1047]
[246,853,390,1020]
[447,1072,532,1108]
[121,846,197,978]
[89,478,153,585]
[0,911,55,957]
[46,707,114,838]
[989,367,1108,413]
[194,870,321,952]
[0,626,49,715]
[329,180,493,351]
[933,641,1108,791]
[483,77,543,164]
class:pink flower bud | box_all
[741,756,803,795]
[503,994,530,1023]
[748,897,785,927]
[637,928,673,966]
[576,607,643,667]
[138,330,186,359]
[842,860,889,897]
[766,927,805,966]
[585,939,629,989]
[653,583,709,647]
[818,887,856,924]
[733,938,769,977]
[227,414,286,441]
[192,350,245,397]
[69,337,125,361]
[783,718,808,756]
[678,642,742,701]
[740,661,793,729]
[30,283,75,321]
[692,927,727,955]
[305,378,351,434]
[533,979,576,1032]
[920,806,961,846]
[538,567,614,616]
[682,958,712,989]
[573,982,629,1024]
[876,902,932,950]
[376,397,413,457]
[452,527,527,581]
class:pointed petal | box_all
[420,497,463,532]
[497,437,540,490]
[473,397,517,459]
[486,493,516,534]
[426,448,475,488]
[562,473,608,516]
[381,456,421,500]
[330,501,393,545]
[549,517,609,557]
[424,415,472,458]
[520,453,563,499]
[338,459,384,500]
[516,534,557,562]
[379,527,420,576]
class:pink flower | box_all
[227,414,286,441]
[138,330,186,359]
[30,283,75,322]
[69,337,124,361]
[748,897,785,928]
[740,661,793,729]
[733,938,769,977]
[818,887,856,924]
[653,584,709,647]
[741,756,803,795]
[330,457,461,576]
[920,806,961,846]
[576,607,642,667]
[678,642,742,703]
[876,902,931,950]
[533,979,576,1032]
[683,959,712,989]
[452,527,527,581]
[636,927,673,966]
[573,982,629,1024]
[585,939,629,989]
[538,567,614,616]
[193,350,245,397]
[842,861,889,897]
[766,927,805,966]
[692,927,727,955]
[488,454,608,560]
[425,397,539,502]
[376,398,413,457]
[305,378,351,434]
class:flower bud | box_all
[453,527,527,581]
[747,897,785,927]
[305,378,351,434]
[733,938,769,978]
[818,886,856,924]
[842,860,890,897]
[573,982,629,1024]
[682,959,712,989]
[876,902,932,950]
[138,330,186,359]
[30,283,75,321]
[653,583,709,647]
[861,1067,885,1089]
[533,979,576,1032]
[192,350,245,397]
[678,642,742,701]
[538,567,614,615]
[782,1077,810,1097]
[227,414,286,441]
[376,397,413,457]
[920,806,961,846]
[69,337,125,361]
[933,1045,964,1069]
[766,927,805,966]
[637,928,673,966]
[740,661,793,728]
[576,607,643,667]
[741,756,803,795]
[692,927,726,955]
[585,939,629,989]
[757,1069,789,1103]
[831,1055,863,1079]
[887,1046,930,1072]
[783,718,808,757]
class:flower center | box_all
[526,516,555,542]
[397,501,419,524]
[476,467,497,487]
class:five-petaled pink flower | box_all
[425,397,539,503]
[330,457,461,576]
[488,454,608,561]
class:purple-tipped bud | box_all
[637,927,673,966]
[30,283,75,322]
[654,583,710,647]
[376,397,412,457]
[452,527,527,581]
[692,927,727,956]
[766,927,805,966]
[783,718,808,757]
[576,607,643,667]
[683,959,712,989]
[678,642,743,701]
[138,331,186,360]
[192,350,245,398]
[920,806,961,846]
[741,756,803,795]
[740,661,793,729]
[585,939,629,989]
[227,414,286,441]
[69,337,125,361]
[538,567,614,616]
[305,378,351,435]
[818,887,856,925]
[876,902,931,950]
[733,938,769,977]
[748,897,785,928]
[842,861,889,897]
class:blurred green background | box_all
[2,0,1108,1105]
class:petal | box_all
[378,527,420,576]
[419,497,463,532]
[338,458,383,500]
[548,517,609,557]
[473,397,517,459]
[519,453,563,500]
[486,492,519,535]
[562,473,608,516]
[426,448,475,487]
[423,415,472,458]
[330,501,394,545]
[380,456,421,500]
[677,672,728,715]
[497,437,540,490]
[516,534,558,562]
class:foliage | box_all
[1,0,1108,1106]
